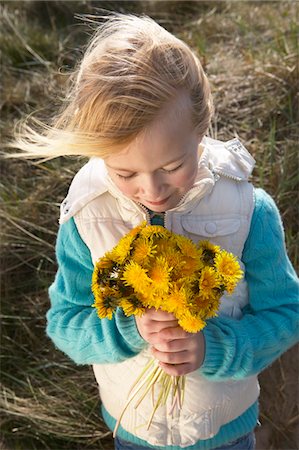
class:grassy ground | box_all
[1,1,298,449]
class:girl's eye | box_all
[116,173,135,180]
[163,163,183,173]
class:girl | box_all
[12,13,298,450]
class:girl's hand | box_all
[135,308,205,376]
[135,308,178,343]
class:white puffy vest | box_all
[60,137,260,447]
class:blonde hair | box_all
[11,13,213,159]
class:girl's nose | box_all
[139,173,164,199]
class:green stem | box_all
[127,358,156,397]
[134,366,163,409]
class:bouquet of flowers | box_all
[91,222,243,433]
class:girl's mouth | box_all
[145,196,171,206]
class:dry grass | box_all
[1,1,298,449]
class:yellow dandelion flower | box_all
[214,251,243,285]
[194,292,215,309]
[157,248,181,273]
[92,262,102,283]
[172,277,196,300]
[94,256,114,271]
[178,311,206,333]
[91,283,102,302]
[225,279,240,295]
[132,238,157,264]
[110,234,134,264]
[196,247,205,263]
[104,286,121,298]
[120,296,146,317]
[128,221,147,238]
[92,271,104,293]
[155,239,176,256]
[179,256,200,277]
[142,291,163,310]
[163,285,188,316]
[122,261,151,294]
[93,302,107,318]
[205,306,220,319]
[174,235,198,259]
[91,270,120,299]
[93,299,115,319]
[91,264,100,286]
[199,267,221,299]
[140,225,171,240]
[92,287,119,320]
[199,241,221,266]
[199,240,221,254]
[148,256,172,293]
[194,293,220,318]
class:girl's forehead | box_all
[142,93,194,144]
[105,115,199,173]
[105,93,198,171]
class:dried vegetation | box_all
[1,1,298,449]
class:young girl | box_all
[13,13,298,450]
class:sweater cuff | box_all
[199,321,227,378]
[115,309,147,353]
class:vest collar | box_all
[59,137,255,224]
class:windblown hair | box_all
[11,14,213,159]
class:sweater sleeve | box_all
[47,217,146,365]
[199,188,299,380]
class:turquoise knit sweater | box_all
[47,188,299,449]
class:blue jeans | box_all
[115,431,255,450]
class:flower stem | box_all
[134,366,163,409]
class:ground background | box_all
[1,1,298,449]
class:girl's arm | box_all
[47,218,146,365]
[199,188,299,381]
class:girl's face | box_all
[105,94,202,212]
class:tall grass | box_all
[1,2,298,449]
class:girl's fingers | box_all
[150,332,205,375]
[141,325,190,345]
[148,320,179,333]
[144,308,176,321]
[145,325,188,344]
[151,348,189,365]
[151,338,190,353]
[158,326,189,341]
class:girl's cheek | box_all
[115,179,137,197]
[175,167,197,188]
[123,186,135,196]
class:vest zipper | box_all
[137,179,214,229]
[211,169,243,182]
[137,202,167,228]
[136,202,151,224]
